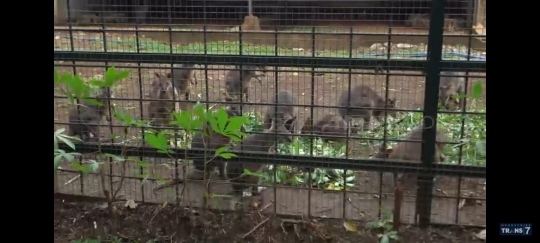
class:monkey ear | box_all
[166,72,172,78]
[285,117,297,131]
[385,149,394,155]
[287,116,297,124]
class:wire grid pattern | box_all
[54,0,486,226]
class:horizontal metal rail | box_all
[51,95,487,115]
[53,52,487,71]
[52,120,480,147]
[53,26,486,39]
[53,63,487,77]
[56,167,486,201]
[58,143,486,178]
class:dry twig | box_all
[242,217,270,239]
[153,178,185,193]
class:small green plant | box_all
[54,128,82,173]
[369,81,486,165]
[144,102,248,208]
[238,81,485,191]
[366,208,400,243]
[54,67,133,215]
[55,67,248,213]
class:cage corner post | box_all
[417,0,446,229]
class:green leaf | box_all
[215,108,229,133]
[55,128,66,135]
[63,153,75,163]
[192,102,207,122]
[475,140,486,156]
[145,133,168,151]
[82,98,102,106]
[87,160,100,174]
[293,138,301,155]
[215,147,228,156]
[207,112,219,134]
[140,175,149,187]
[219,153,237,159]
[54,154,63,173]
[366,221,378,229]
[89,79,105,87]
[57,135,76,150]
[104,67,117,85]
[224,117,245,134]
[59,73,74,85]
[135,160,151,167]
[103,153,125,162]
[453,94,467,99]
[71,162,86,173]
[68,75,86,98]
[104,67,130,86]
[472,82,483,99]
[54,69,60,85]
[114,109,134,125]
[243,168,264,178]
[54,149,65,154]
[380,235,390,243]
[173,110,194,130]
[387,231,399,240]
[54,135,58,150]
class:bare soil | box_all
[54,198,485,243]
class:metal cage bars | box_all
[54,0,486,228]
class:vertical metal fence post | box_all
[417,0,445,228]
[135,23,146,203]
[65,0,86,196]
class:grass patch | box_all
[258,107,486,167]
[234,107,485,190]
[55,34,483,60]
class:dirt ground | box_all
[54,198,486,243]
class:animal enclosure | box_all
[54,1,486,241]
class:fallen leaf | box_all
[475,229,486,240]
[343,220,358,232]
[251,200,259,209]
[125,199,138,209]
